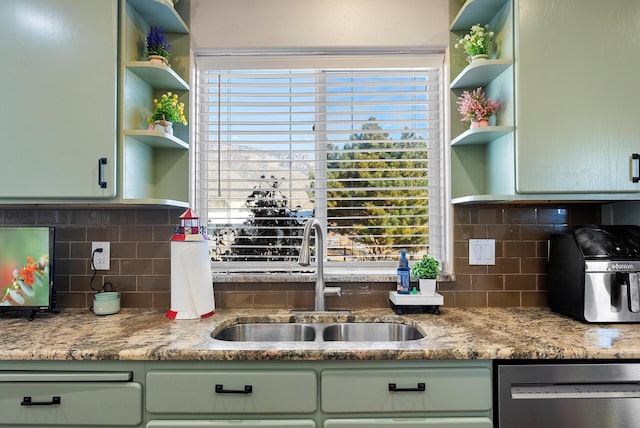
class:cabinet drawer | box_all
[321,368,491,413]
[324,418,493,427]
[147,420,316,427]
[147,370,317,414]
[0,381,142,426]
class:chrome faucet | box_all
[298,218,341,311]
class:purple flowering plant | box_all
[456,87,500,123]
[145,26,171,59]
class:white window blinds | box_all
[194,55,443,273]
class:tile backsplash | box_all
[445,203,601,308]
[0,203,602,310]
[0,207,182,310]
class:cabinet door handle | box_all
[21,396,61,406]
[215,384,253,394]
[388,382,426,392]
[98,157,108,189]
[632,154,640,183]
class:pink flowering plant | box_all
[456,87,500,123]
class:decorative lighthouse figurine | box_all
[171,208,207,241]
[166,208,215,319]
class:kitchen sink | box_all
[321,322,423,341]
[212,321,423,342]
[213,323,316,342]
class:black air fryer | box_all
[548,225,640,323]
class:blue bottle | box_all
[396,250,410,294]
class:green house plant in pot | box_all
[145,26,171,65]
[147,91,188,135]
[454,23,495,63]
[411,255,439,295]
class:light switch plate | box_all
[469,239,495,265]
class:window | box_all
[194,55,444,273]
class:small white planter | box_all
[418,278,436,295]
[153,120,173,135]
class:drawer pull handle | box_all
[215,384,253,394]
[633,153,640,183]
[388,382,426,392]
[21,396,61,406]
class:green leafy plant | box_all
[454,24,495,58]
[145,26,171,59]
[148,91,188,125]
[411,255,439,279]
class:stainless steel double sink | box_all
[212,321,424,342]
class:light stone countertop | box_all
[3,307,640,361]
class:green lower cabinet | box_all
[324,418,493,427]
[321,368,492,413]
[0,381,142,426]
[146,421,316,427]
[0,361,145,427]
[144,361,493,427]
[146,370,317,414]
[0,360,493,426]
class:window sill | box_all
[211,265,398,283]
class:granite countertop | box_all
[4,307,640,361]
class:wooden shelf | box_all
[126,62,189,90]
[127,0,188,33]
[450,0,510,31]
[451,126,513,145]
[450,59,512,89]
[124,130,189,149]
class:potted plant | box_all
[411,255,439,295]
[147,91,188,135]
[145,26,171,65]
[454,23,495,62]
[456,87,500,128]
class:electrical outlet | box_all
[92,242,110,270]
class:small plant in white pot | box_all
[411,255,439,295]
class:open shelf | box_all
[124,130,189,149]
[127,0,189,33]
[126,62,189,90]
[120,0,190,207]
[450,59,512,89]
[451,126,513,146]
[450,0,510,31]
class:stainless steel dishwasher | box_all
[497,362,640,427]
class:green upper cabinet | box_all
[0,0,190,206]
[515,0,640,194]
[450,0,640,203]
[0,0,117,199]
